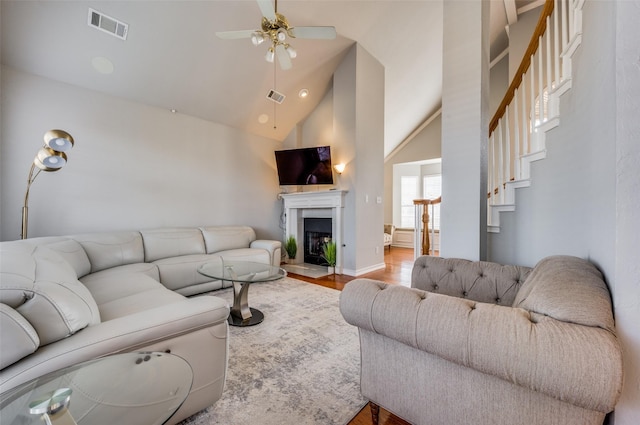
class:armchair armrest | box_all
[340,279,623,413]
[250,240,282,266]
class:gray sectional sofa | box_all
[340,255,624,425]
[0,225,281,424]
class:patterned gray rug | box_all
[178,277,366,425]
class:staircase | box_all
[488,0,585,232]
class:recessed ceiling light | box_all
[258,114,269,124]
[298,89,309,98]
[91,56,114,74]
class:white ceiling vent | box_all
[266,89,286,104]
[88,8,128,40]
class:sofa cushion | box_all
[80,264,160,304]
[0,243,101,346]
[0,303,40,369]
[73,232,144,273]
[140,228,206,262]
[513,255,615,332]
[82,271,184,321]
[200,226,256,254]
[216,248,270,264]
[43,238,92,278]
[152,254,220,291]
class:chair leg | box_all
[369,402,380,425]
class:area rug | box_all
[178,277,367,425]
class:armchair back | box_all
[412,256,531,306]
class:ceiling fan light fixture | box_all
[285,44,297,59]
[216,0,336,70]
[251,31,265,46]
[265,47,275,63]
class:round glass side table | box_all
[0,352,193,425]
[198,259,286,326]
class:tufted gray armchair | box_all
[340,255,623,425]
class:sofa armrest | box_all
[0,304,40,369]
[1,296,229,391]
[250,240,282,266]
[411,256,532,306]
[340,279,623,413]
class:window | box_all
[393,160,442,230]
[423,175,441,230]
[400,176,418,228]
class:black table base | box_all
[228,307,264,327]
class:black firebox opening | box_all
[303,218,332,265]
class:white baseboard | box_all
[342,262,386,277]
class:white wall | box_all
[0,67,283,241]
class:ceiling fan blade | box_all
[256,0,276,22]
[290,26,337,40]
[216,30,255,40]
[275,44,292,70]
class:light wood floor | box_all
[287,247,435,425]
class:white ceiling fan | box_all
[216,0,337,70]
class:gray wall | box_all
[487,1,616,269]
[490,55,509,117]
[383,112,442,225]
[353,45,385,273]
[1,66,283,241]
[508,7,540,82]
[440,0,489,260]
[614,2,640,422]
[281,44,386,276]
[488,2,640,422]
[332,44,386,275]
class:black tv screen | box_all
[275,146,333,185]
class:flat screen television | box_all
[274,146,333,185]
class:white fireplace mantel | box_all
[279,190,347,273]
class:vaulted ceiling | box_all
[1,0,534,157]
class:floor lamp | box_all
[21,129,75,240]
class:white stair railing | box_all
[488,0,584,232]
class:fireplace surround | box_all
[278,190,347,274]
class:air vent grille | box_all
[266,89,286,104]
[88,8,128,40]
